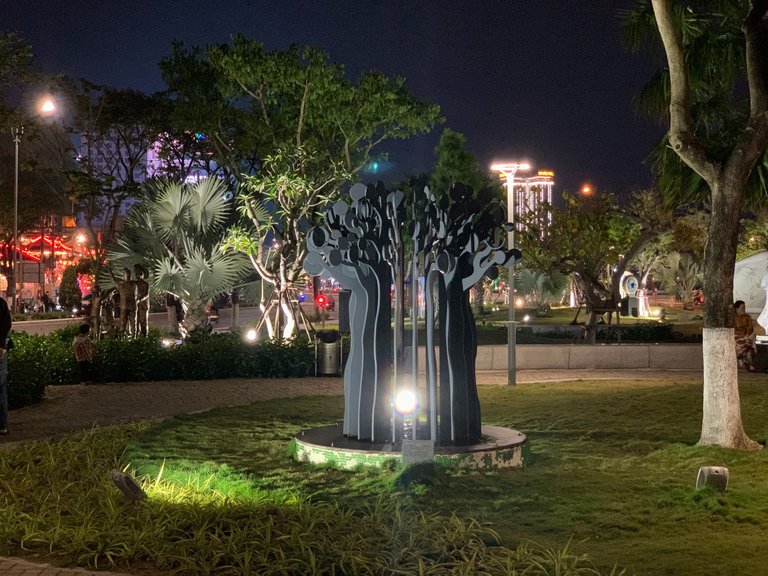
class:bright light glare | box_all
[515,297,525,307]
[161,338,174,348]
[394,390,418,415]
[38,97,56,115]
[491,162,531,173]
[76,233,86,243]
[245,329,257,342]
[523,315,531,322]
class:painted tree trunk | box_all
[700,328,759,448]
[699,181,759,449]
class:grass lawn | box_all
[3,376,767,575]
[121,376,768,575]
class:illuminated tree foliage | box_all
[162,36,441,335]
[517,188,671,342]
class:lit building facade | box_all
[498,168,555,232]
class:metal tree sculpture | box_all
[305,183,402,442]
[305,181,517,446]
[420,183,519,444]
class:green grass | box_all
[4,377,768,574]
[122,378,768,575]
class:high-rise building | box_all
[498,168,555,232]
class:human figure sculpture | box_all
[134,265,150,337]
[114,268,137,337]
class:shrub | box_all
[58,265,81,310]
[6,328,315,409]
[597,323,688,343]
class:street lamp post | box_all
[12,127,23,312]
[9,97,57,311]
[491,162,530,386]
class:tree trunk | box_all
[231,289,240,329]
[472,279,485,316]
[700,328,759,449]
[180,300,211,339]
[699,181,760,449]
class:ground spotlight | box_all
[245,328,257,342]
[110,469,147,501]
[395,389,418,415]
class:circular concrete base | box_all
[294,424,526,471]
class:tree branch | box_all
[651,0,720,184]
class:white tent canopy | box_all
[734,251,768,317]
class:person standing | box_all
[734,300,757,372]
[0,295,12,435]
[73,323,95,384]
[134,265,150,337]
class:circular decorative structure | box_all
[293,424,527,471]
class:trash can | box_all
[316,330,341,375]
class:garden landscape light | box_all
[110,469,147,501]
[394,389,418,415]
[245,328,257,342]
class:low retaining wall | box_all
[412,344,703,371]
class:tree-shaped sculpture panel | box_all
[305,182,518,445]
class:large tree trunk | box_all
[700,328,759,448]
[699,181,760,449]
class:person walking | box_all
[73,323,95,385]
[0,295,12,435]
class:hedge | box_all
[6,326,315,410]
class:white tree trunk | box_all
[699,328,761,450]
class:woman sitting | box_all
[734,300,757,372]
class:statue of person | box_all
[758,270,768,333]
[113,268,137,337]
[134,264,150,337]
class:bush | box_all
[7,329,315,409]
[597,322,688,343]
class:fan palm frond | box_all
[152,256,186,296]
[188,177,231,235]
[152,180,190,243]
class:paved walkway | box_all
[0,369,714,575]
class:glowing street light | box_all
[38,97,56,115]
[11,96,57,311]
[491,162,530,387]
[581,184,593,196]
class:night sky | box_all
[7,0,665,195]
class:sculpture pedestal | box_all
[294,424,527,471]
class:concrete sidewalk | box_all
[0,369,714,575]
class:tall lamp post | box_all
[10,97,57,311]
[11,127,23,312]
[491,162,530,386]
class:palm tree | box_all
[517,268,567,317]
[657,252,702,310]
[107,177,250,338]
